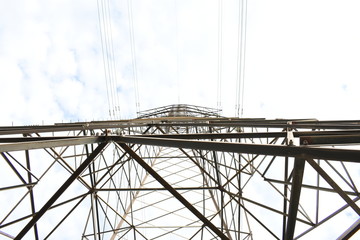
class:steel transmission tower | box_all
[0,104,359,240]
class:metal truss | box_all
[0,105,359,239]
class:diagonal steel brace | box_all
[15,142,107,240]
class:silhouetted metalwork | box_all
[0,104,359,239]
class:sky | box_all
[1,0,360,125]
[0,1,359,239]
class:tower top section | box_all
[137,104,221,119]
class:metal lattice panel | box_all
[0,105,359,239]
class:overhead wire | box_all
[235,0,248,118]
[105,0,122,119]
[217,0,223,111]
[235,0,242,117]
[103,0,118,119]
[97,0,121,119]
[174,0,180,104]
[99,0,246,118]
[127,0,140,116]
[101,0,116,118]
[241,0,248,118]
[96,0,112,119]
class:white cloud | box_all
[1,0,360,123]
[0,2,359,237]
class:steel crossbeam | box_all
[0,106,359,239]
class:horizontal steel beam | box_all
[0,136,81,143]
[1,130,360,147]
[115,136,360,162]
[153,122,360,130]
[300,135,360,145]
[0,123,146,136]
[2,119,360,136]
[94,187,219,191]
[0,137,105,152]
[142,130,360,140]
[264,178,359,196]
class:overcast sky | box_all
[0,1,359,239]
[1,0,360,125]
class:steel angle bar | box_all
[155,126,222,189]
[25,150,39,240]
[240,203,280,240]
[95,195,135,233]
[94,187,219,191]
[0,183,36,191]
[44,193,89,239]
[142,130,360,140]
[0,126,86,136]
[1,152,27,184]
[263,178,359,196]
[118,142,230,240]
[336,218,360,240]
[142,122,360,130]
[306,159,360,215]
[0,136,105,152]
[285,158,305,240]
[115,136,360,162]
[294,197,360,239]
[0,136,82,143]
[95,126,153,189]
[1,119,360,136]
[300,135,360,145]
[142,132,282,140]
[0,123,138,136]
[0,230,14,239]
[239,196,311,226]
[14,142,107,240]
[46,147,91,189]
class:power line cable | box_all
[96,0,112,119]
[127,0,140,116]
[102,0,119,119]
[174,0,180,104]
[97,0,122,119]
[235,0,241,117]
[240,0,248,117]
[101,0,116,118]
[235,0,248,118]
[217,0,223,111]
[105,0,121,119]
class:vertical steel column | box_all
[25,150,39,240]
[237,152,242,240]
[285,157,305,240]
[90,192,100,240]
[282,156,288,240]
[86,139,101,240]
[283,126,292,239]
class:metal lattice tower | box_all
[0,104,359,239]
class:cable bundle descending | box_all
[97,0,122,119]
[127,0,140,117]
[235,0,247,118]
